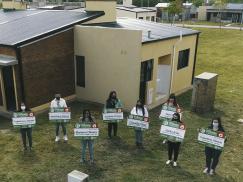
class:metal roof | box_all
[0,9,104,46]
[94,18,199,43]
[207,3,243,10]
[116,6,156,13]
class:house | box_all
[198,3,243,23]
[156,2,197,21]
[0,0,199,117]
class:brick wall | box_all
[20,29,75,108]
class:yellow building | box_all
[75,0,200,110]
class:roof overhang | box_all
[0,55,18,66]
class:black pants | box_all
[56,122,67,136]
[168,141,181,161]
[205,147,222,171]
[108,123,118,137]
[20,128,32,148]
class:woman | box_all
[105,91,122,138]
[19,103,33,151]
[77,109,96,164]
[165,112,182,167]
[161,93,182,144]
[130,100,149,148]
[203,117,226,175]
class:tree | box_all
[213,0,227,28]
[168,0,183,24]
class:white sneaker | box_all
[55,136,60,142]
[162,139,167,144]
[209,169,214,175]
[63,135,68,141]
[166,160,171,165]
[173,161,177,167]
[203,168,208,174]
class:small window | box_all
[76,56,85,87]
[177,49,190,70]
[139,17,143,19]
[146,16,150,21]
[151,16,155,21]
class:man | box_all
[50,94,68,142]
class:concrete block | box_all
[68,170,89,182]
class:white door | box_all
[156,65,171,96]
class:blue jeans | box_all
[81,140,94,161]
[135,129,143,144]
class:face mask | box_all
[21,106,26,111]
[213,122,219,131]
[56,97,60,101]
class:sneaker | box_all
[80,159,85,163]
[55,136,60,142]
[209,169,214,175]
[63,135,68,141]
[173,161,177,167]
[166,160,171,165]
[162,139,167,144]
[203,168,208,174]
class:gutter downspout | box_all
[15,47,26,104]
[191,33,199,84]
[169,31,182,95]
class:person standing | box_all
[165,112,182,167]
[77,109,96,164]
[203,117,226,175]
[50,94,68,142]
[105,91,122,139]
[130,100,149,148]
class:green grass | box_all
[0,28,243,182]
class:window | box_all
[141,59,154,82]
[177,49,190,70]
[76,56,85,87]
[146,16,150,21]
[139,17,143,19]
[151,16,155,21]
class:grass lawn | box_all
[0,28,243,182]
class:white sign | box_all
[74,128,99,137]
[127,118,149,129]
[49,112,71,120]
[160,125,185,139]
[198,133,225,148]
[12,117,36,126]
[159,109,175,119]
[102,112,124,121]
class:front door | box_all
[2,66,16,111]
[139,59,153,104]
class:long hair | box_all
[82,109,93,122]
[210,117,222,129]
[167,93,177,107]
[172,112,181,123]
[107,90,117,102]
[136,99,145,116]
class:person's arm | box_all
[116,99,123,108]
[50,100,54,108]
[130,107,137,115]
[63,99,67,108]
[144,107,149,118]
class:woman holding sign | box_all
[18,103,33,151]
[166,113,182,167]
[105,91,122,139]
[76,110,96,164]
[130,100,149,148]
[203,117,226,175]
[160,94,182,144]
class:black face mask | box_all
[136,104,142,108]
[56,97,60,100]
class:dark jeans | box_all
[56,122,67,136]
[20,128,32,148]
[108,123,118,137]
[205,147,222,171]
[135,129,143,144]
[168,141,181,161]
[81,140,94,161]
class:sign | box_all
[159,105,177,120]
[102,108,123,122]
[74,123,99,140]
[49,107,71,121]
[12,112,36,128]
[127,115,149,129]
[198,128,225,150]
[160,120,186,142]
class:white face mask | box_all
[21,106,26,111]
[212,121,219,131]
